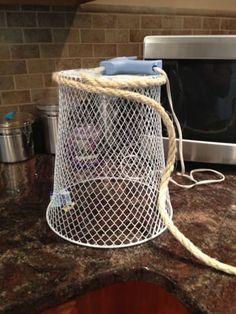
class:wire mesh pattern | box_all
[46,70,173,248]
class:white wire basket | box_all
[46,69,173,248]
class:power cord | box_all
[153,67,225,188]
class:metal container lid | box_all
[37,104,59,112]
[37,96,58,110]
[0,112,35,130]
[37,97,59,117]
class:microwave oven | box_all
[144,35,236,165]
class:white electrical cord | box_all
[153,67,225,189]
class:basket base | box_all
[46,178,173,248]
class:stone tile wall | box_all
[0,4,236,112]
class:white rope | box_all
[54,69,236,275]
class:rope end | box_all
[52,72,60,85]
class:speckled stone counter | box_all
[0,155,236,314]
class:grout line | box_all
[35,11,39,27]
[51,28,55,43]
[8,44,13,59]
[2,9,7,27]
[22,27,26,43]
[92,43,95,57]
[29,88,33,102]
[219,18,224,30]
[42,73,47,87]
[200,16,203,29]
[25,58,29,74]
[39,44,42,58]
[12,74,16,89]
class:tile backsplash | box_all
[0,4,236,113]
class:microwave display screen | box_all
[161,59,236,143]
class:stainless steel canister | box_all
[37,104,58,154]
[0,112,35,163]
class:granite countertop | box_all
[0,155,236,314]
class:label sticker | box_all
[50,190,74,211]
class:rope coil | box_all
[53,70,236,275]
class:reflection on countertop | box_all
[0,155,236,314]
